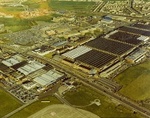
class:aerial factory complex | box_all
[0,0,150,118]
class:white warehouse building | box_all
[34,69,65,87]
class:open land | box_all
[28,104,100,118]
[48,0,95,11]
[10,96,61,118]
[115,59,150,101]
[64,85,142,117]
[0,87,21,117]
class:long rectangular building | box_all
[109,31,142,45]
[62,46,92,60]
[34,69,64,86]
[75,50,117,69]
[131,23,150,31]
[17,61,45,75]
[2,54,25,67]
[118,26,150,36]
[85,38,134,56]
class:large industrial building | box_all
[85,38,135,56]
[61,22,150,76]
[107,31,142,45]
[0,54,65,93]
[2,54,25,67]
[17,61,45,76]
[34,69,65,87]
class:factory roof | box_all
[2,54,24,67]
[52,40,68,47]
[34,70,64,86]
[85,38,134,55]
[75,50,117,68]
[17,61,45,75]
[62,46,92,60]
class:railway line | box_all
[27,52,150,118]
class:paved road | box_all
[27,52,150,118]
[129,0,141,14]
[54,93,71,106]
[93,1,108,12]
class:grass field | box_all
[0,0,49,15]
[0,7,23,16]
[0,17,33,32]
[10,96,62,118]
[0,15,52,32]
[23,0,50,10]
[64,85,141,117]
[0,88,22,117]
[115,59,150,101]
[0,18,32,26]
[48,0,95,11]
[1,6,24,12]
[30,14,54,22]
[0,13,60,32]
[29,104,100,118]
[23,0,40,9]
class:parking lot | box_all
[8,85,38,103]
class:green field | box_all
[115,59,150,101]
[5,25,31,32]
[48,0,95,11]
[10,96,62,118]
[30,14,55,22]
[0,0,49,14]
[23,0,40,9]
[0,88,21,117]
[0,18,32,26]
[23,0,50,9]
[2,6,24,12]
[64,85,141,117]
[0,15,53,32]
[0,17,33,32]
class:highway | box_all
[27,52,150,118]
